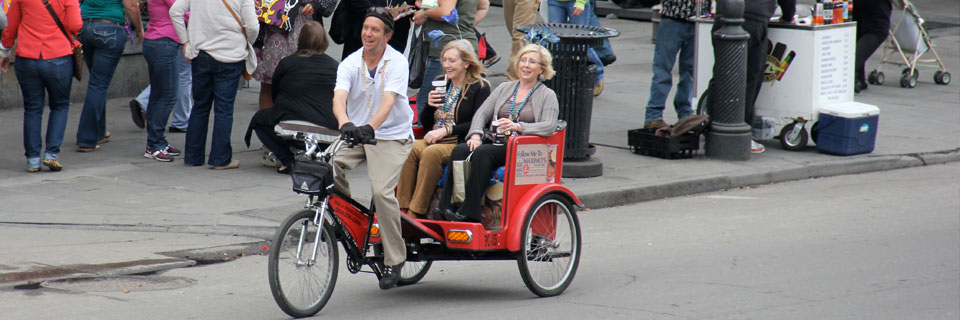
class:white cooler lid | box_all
[819,101,880,118]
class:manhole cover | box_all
[42,275,195,293]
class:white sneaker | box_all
[751,140,766,154]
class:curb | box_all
[577,149,960,209]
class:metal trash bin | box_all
[517,23,619,160]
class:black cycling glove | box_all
[358,124,376,144]
[339,122,361,142]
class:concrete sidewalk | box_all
[1,7,958,288]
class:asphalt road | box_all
[3,163,958,319]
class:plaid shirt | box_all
[659,0,709,20]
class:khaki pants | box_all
[332,138,413,266]
[397,140,456,215]
[503,0,539,79]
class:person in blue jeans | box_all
[1,0,83,172]
[130,48,192,132]
[547,0,604,95]
[585,0,615,65]
[75,0,144,152]
[141,40,182,162]
[642,0,703,129]
[170,0,258,170]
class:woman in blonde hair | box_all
[397,41,491,218]
[436,43,559,223]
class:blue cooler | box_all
[813,102,880,156]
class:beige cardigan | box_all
[467,80,560,138]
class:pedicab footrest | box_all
[627,128,699,159]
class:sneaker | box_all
[129,100,146,129]
[42,159,63,171]
[168,126,187,133]
[601,54,617,66]
[751,140,766,154]
[163,146,182,156]
[378,262,404,290]
[644,119,668,128]
[144,148,174,162]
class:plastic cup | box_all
[432,80,446,104]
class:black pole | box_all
[705,0,751,160]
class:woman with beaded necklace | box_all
[436,43,559,223]
[397,41,490,219]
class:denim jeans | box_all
[415,56,443,116]
[586,0,615,62]
[645,17,695,122]
[185,51,242,167]
[142,38,180,150]
[135,47,193,129]
[548,0,603,83]
[76,22,128,148]
[16,56,73,163]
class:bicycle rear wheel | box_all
[268,209,339,318]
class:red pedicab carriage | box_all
[267,120,582,318]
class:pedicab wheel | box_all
[268,210,339,318]
[778,122,808,151]
[397,260,433,286]
[867,70,879,84]
[875,72,885,85]
[934,71,951,85]
[517,194,581,297]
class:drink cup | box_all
[432,80,446,105]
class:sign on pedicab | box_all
[514,144,558,185]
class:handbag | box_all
[407,24,427,88]
[316,0,338,17]
[43,0,83,81]
[221,0,259,80]
[327,1,349,44]
[291,160,335,196]
[450,152,472,205]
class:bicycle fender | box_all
[505,184,581,252]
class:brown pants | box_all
[332,138,413,266]
[397,140,455,215]
[503,0,539,80]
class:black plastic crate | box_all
[627,128,700,159]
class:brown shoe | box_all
[593,79,603,96]
[98,132,112,144]
[42,159,63,171]
[644,120,668,128]
[212,160,240,170]
[26,167,40,173]
[77,145,101,152]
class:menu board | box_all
[816,30,854,104]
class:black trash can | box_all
[517,23,619,160]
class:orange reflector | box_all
[446,229,473,243]
[370,224,380,237]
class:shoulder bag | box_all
[221,0,259,80]
[43,0,83,81]
[407,24,427,88]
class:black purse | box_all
[327,2,349,44]
[407,24,427,88]
[291,160,335,197]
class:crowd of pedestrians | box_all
[0,0,615,174]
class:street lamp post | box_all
[705,0,752,160]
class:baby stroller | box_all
[867,0,951,88]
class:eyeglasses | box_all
[519,57,542,66]
[367,7,392,17]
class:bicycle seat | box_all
[275,120,341,144]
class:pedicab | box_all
[266,120,582,318]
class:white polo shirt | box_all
[335,46,413,141]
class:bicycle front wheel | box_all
[268,209,339,318]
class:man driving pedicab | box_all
[331,7,414,290]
